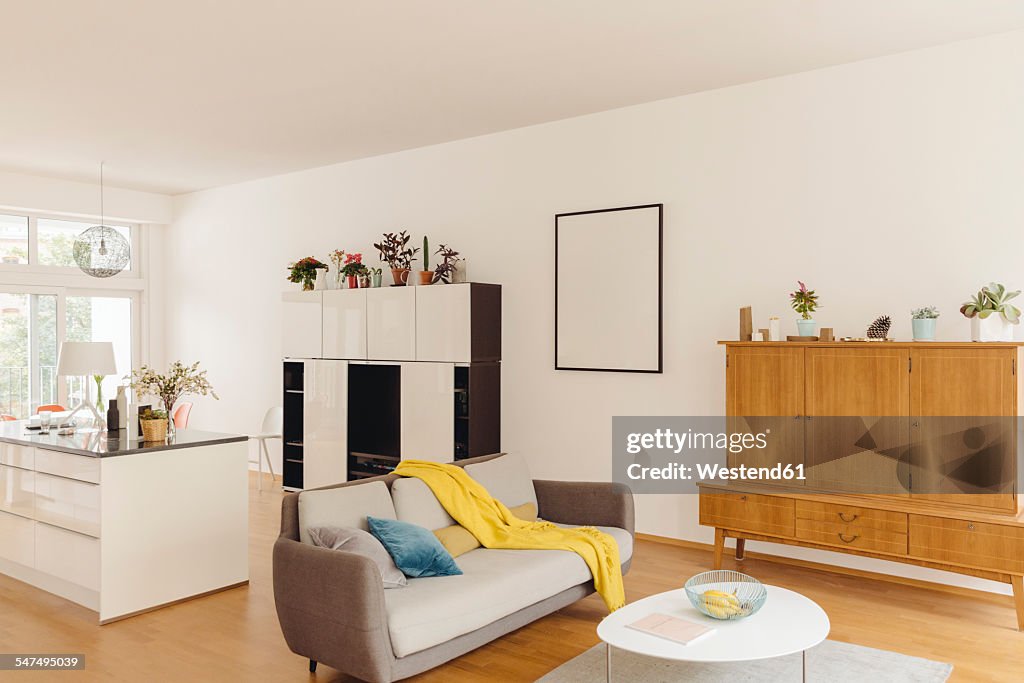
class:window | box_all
[0,214,29,265]
[0,290,58,419]
[0,212,135,272]
[65,295,134,408]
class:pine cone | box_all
[867,315,892,339]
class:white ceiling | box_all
[2,1,1024,195]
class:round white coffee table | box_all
[597,586,829,682]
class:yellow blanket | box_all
[394,460,625,611]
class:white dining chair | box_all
[250,406,283,490]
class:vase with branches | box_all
[127,361,219,437]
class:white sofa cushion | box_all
[383,525,632,657]
[297,481,397,545]
[391,478,456,531]
[463,453,537,509]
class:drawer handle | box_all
[838,512,859,523]
[838,533,859,544]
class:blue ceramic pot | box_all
[912,318,936,341]
[796,319,817,337]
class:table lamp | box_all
[57,341,117,426]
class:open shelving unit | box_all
[282,361,305,489]
[347,364,401,479]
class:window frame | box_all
[0,210,140,277]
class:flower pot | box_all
[315,269,328,290]
[418,271,434,285]
[390,268,410,286]
[346,275,359,289]
[141,418,168,442]
[371,272,383,288]
[912,318,937,341]
[971,315,1014,342]
[795,319,817,337]
[358,275,371,288]
[302,280,315,292]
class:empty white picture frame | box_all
[555,204,663,373]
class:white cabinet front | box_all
[282,291,324,359]
[0,443,34,469]
[33,450,100,484]
[323,290,367,359]
[0,510,33,566]
[367,288,416,361]
[304,359,348,489]
[416,284,472,363]
[33,472,101,538]
[0,465,34,518]
[35,522,100,591]
[400,362,454,462]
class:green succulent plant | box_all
[960,283,1021,324]
[911,306,940,320]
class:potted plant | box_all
[341,252,368,289]
[961,282,1021,342]
[911,306,939,341]
[789,281,819,336]
[433,244,463,284]
[370,267,383,288]
[287,256,328,291]
[418,236,434,285]
[139,408,169,442]
[373,231,419,286]
[127,361,219,438]
[329,249,346,289]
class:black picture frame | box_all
[554,203,663,373]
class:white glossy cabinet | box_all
[282,291,324,359]
[0,464,34,518]
[400,362,455,462]
[367,288,416,361]
[0,443,34,469]
[323,290,367,360]
[33,472,101,537]
[416,284,472,362]
[304,359,348,488]
[35,522,100,592]
[34,449,100,484]
[0,510,33,565]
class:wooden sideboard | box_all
[700,341,1024,630]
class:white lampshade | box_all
[57,341,117,376]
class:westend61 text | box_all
[626,462,806,482]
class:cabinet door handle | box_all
[739,495,748,502]
[838,512,859,523]
[967,523,975,531]
[838,533,859,544]
[793,415,801,420]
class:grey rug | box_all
[536,639,952,682]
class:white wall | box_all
[165,31,1024,593]
[0,169,172,224]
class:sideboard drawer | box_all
[795,500,907,533]
[35,522,100,591]
[34,449,100,484]
[796,518,908,555]
[699,491,795,537]
[33,472,100,538]
[0,443,34,470]
[0,509,34,566]
[909,515,1024,574]
[0,464,34,519]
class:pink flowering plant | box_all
[341,252,368,277]
[789,281,819,320]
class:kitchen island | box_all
[0,422,249,623]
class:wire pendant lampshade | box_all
[74,162,130,278]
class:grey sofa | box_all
[273,453,634,681]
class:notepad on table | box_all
[626,613,715,646]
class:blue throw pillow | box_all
[367,516,463,578]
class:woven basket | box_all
[141,418,168,442]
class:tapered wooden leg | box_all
[735,538,746,561]
[1011,574,1024,631]
[713,528,725,570]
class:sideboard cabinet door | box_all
[303,359,348,489]
[400,362,455,462]
[323,290,367,360]
[367,288,416,361]
[282,291,323,359]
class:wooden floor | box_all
[1,473,1022,682]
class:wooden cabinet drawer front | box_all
[796,518,908,555]
[0,509,34,566]
[0,464,34,518]
[0,443,33,470]
[700,492,795,536]
[34,522,100,591]
[33,472,100,538]
[909,515,1024,574]
[34,449,100,484]
[795,501,908,533]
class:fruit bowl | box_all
[684,570,767,620]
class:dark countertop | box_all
[0,420,248,458]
